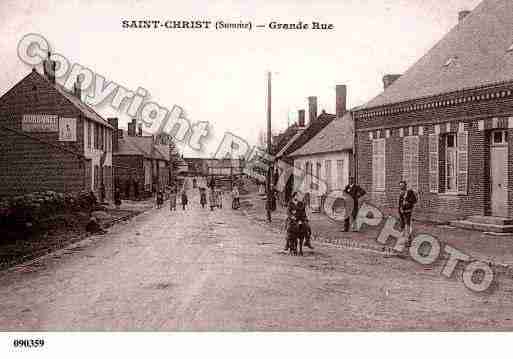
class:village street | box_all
[1,192,513,330]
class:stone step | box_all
[466,215,513,226]
[450,220,513,233]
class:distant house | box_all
[0,68,115,201]
[112,119,171,199]
[274,87,347,203]
[354,0,513,225]
[288,85,352,210]
[290,113,354,211]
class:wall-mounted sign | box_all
[22,114,58,132]
[59,117,77,142]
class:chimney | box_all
[298,109,306,127]
[459,10,470,23]
[138,122,143,136]
[383,74,402,90]
[127,119,136,136]
[73,76,82,100]
[335,85,347,118]
[308,96,317,125]
[43,51,56,84]
[108,118,119,152]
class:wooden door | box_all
[491,130,508,217]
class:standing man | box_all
[181,189,188,210]
[232,185,240,209]
[209,188,216,211]
[398,180,418,239]
[114,187,121,209]
[200,188,207,209]
[208,175,216,190]
[343,177,366,232]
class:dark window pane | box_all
[494,131,502,143]
[447,134,455,148]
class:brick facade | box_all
[355,82,513,220]
[0,70,114,201]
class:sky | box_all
[0,0,482,157]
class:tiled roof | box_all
[362,0,513,109]
[117,131,169,161]
[273,124,301,155]
[275,130,304,158]
[35,71,113,128]
[290,112,353,157]
[276,112,335,159]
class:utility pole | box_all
[266,71,272,223]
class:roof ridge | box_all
[361,0,513,109]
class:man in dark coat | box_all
[343,177,366,232]
[398,180,418,239]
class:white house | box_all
[289,111,354,212]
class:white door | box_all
[491,130,508,217]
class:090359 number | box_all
[13,339,45,348]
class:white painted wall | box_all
[83,118,113,190]
[293,151,351,194]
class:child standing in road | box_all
[156,190,164,209]
[200,188,207,209]
[217,190,223,209]
[181,190,188,210]
[169,189,177,211]
[232,185,240,210]
[209,188,216,211]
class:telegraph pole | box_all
[266,71,272,223]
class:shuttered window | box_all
[372,139,386,191]
[403,136,419,191]
[314,162,322,191]
[336,160,344,189]
[429,134,439,193]
[325,160,332,191]
[457,131,468,194]
[306,162,312,190]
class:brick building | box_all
[354,0,513,225]
[112,119,172,199]
[0,68,115,201]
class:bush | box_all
[0,190,97,229]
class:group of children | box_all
[154,187,188,211]
[155,183,241,212]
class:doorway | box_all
[490,130,508,217]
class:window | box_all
[315,162,322,190]
[372,139,386,191]
[337,160,345,188]
[94,165,99,190]
[434,130,468,194]
[87,122,91,149]
[305,162,312,190]
[99,126,104,151]
[94,123,99,149]
[493,130,508,145]
[443,56,458,67]
[429,134,439,193]
[325,160,332,191]
[446,133,458,192]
